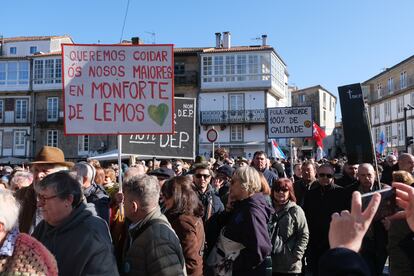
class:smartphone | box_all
[361,187,397,221]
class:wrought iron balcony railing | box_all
[200,109,266,124]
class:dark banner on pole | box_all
[122,97,196,160]
[338,83,374,164]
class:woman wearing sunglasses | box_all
[269,178,309,276]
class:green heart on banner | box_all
[148,103,169,126]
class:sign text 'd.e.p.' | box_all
[62,44,174,135]
[122,97,196,160]
[267,107,313,138]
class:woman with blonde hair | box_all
[207,166,274,275]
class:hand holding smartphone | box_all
[361,188,397,221]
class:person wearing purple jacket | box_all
[221,166,274,276]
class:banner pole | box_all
[117,134,124,220]
[365,104,380,182]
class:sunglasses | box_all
[195,174,211,179]
[318,173,334,178]
[274,187,289,192]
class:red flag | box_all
[313,122,326,148]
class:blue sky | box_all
[3,0,414,120]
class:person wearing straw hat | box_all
[15,146,74,234]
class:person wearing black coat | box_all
[303,164,346,275]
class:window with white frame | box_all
[236,55,247,81]
[225,56,235,82]
[374,105,379,119]
[30,46,37,54]
[214,56,223,82]
[230,125,243,142]
[397,122,404,142]
[411,93,414,106]
[388,78,394,92]
[202,56,213,82]
[400,71,407,89]
[33,59,62,84]
[385,125,392,145]
[78,135,89,154]
[329,97,332,111]
[323,93,327,108]
[47,97,59,121]
[298,94,306,104]
[202,53,273,84]
[229,94,244,109]
[248,55,259,80]
[47,130,58,147]
[9,47,16,55]
[14,131,25,151]
[397,96,404,114]
[323,110,326,125]
[0,61,30,86]
[384,101,391,118]
[15,99,28,121]
[7,62,17,85]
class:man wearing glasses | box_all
[15,146,74,234]
[192,163,224,224]
[303,163,345,276]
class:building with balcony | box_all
[362,54,414,154]
[198,32,289,159]
[0,36,73,159]
[291,85,337,158]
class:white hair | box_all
[0,190,20,231]
[123,174,160,212]
[72,162,95,182]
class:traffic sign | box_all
[207,128,218,143]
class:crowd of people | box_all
[0,145,413,275]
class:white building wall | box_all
[4,41,51,56]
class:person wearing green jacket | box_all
[270,178,309,275]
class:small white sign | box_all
[267,107,313,138]
[62,44,174,135]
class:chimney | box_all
[131,37,142,45]
[215,32,221,48]
[223,31,231,49]
[261,34,267,46]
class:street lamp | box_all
[404,104,414,152]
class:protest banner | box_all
[62,44,174,135]
[122,97,196,159]
[267,106,313,138]
[338,83,375,164]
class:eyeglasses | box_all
[274,187,289,192]
[37,194,60,203]
[195,174,210,179]
[318,173,334,178]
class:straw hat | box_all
[30,146,74,167]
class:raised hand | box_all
[328,191,381,252]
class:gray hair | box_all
[35,171,83,208]
[124,165,146,181]
[232,166,261,194]
[72,162,95,182]
[123,174,160,212]
[0,190,20,231]
[10,171,33,189]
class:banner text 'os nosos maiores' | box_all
[62,44,174,135]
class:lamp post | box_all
[404,104,414,152]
